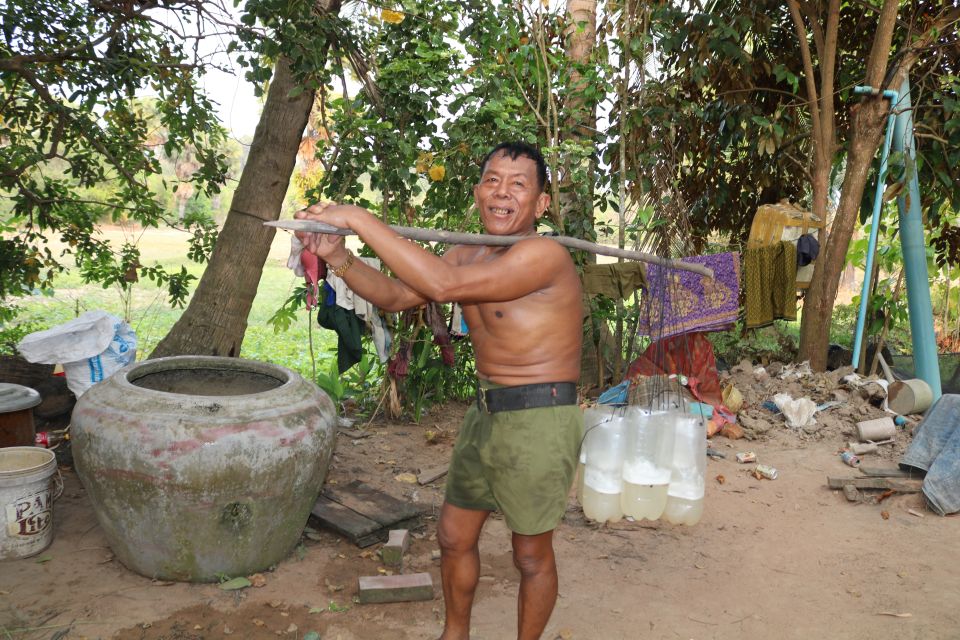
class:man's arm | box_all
[326,256,429,312]
[295,206,429,312]
[297,204,569,304]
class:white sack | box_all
[17,310,137,396]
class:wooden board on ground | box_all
[858,466,920,478]
[827,476,923,492]
[311,480,424,548]
[417,464,448,485]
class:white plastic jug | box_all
[662,412,706,526]
[620,406,675,521]
[581,406,626,524]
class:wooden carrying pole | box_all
[265,220,714,278]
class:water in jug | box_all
[620,406,674,520]
[580,406,625,523]
[661,412,706,526]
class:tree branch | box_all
[265,220,717,277]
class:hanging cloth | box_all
[743,241,797,329]
[316,282,364,374]
[581,262,646,301]
[637,252,740,338]
[325,257,392,363]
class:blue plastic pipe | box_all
[851,86,898,370]
[891,78,942,402]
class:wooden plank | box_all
[858,466,920,478]
[322,480,423,526]
[312,480,425,547]
[310,496,382,546]
[827,476,923,492]
[418,465,448,485]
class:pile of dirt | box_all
[719,359,915,462]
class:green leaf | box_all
[218,576,252,590]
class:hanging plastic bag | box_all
[17,310,137,397]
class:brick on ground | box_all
[358,573,434,604]
[380,529,410,567]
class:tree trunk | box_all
[151,56,316,357]
[559,0,597,245]
[796,3,959,370]
[797,0,899,370]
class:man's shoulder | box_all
[512,235,572,259]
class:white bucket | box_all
[0,447,58,560]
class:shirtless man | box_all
[295,142,583,640]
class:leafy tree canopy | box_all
[615,0,959,252]
[0,0,234,320]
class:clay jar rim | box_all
[114,355,299,400]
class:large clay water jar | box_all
[71,356,336,582]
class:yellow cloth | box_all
[744,242,797,328]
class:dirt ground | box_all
[3,363,960,640]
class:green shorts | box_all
[445,392,583,535]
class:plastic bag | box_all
[17,310,137,397]
[772,393,817,429]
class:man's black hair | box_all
[480,142,548,193]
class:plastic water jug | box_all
[581,406,626,523]
[661,412,706,526]
[620,406,675,521]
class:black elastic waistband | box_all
[476,381,578,413]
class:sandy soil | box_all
[2,366,959,640]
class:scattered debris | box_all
[827,477,922,492]
[736,451,757,464]
[858,466,915,478]
[907,509,925,518]
[417,464,449,485]
[842,485,860,502]
[877,611,912,618]
[754,464,778,480]
[880,511,890,520]
[856,417,896,442]
[840,451,861,467]
[773,393,817,430]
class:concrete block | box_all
[380,529,410,567]
[856,417,895,442]
[358,572,434,604]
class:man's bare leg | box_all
[437,502,490,640]
[512,529,558,640]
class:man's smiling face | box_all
[473,152,550,236]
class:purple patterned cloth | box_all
[637,252,740,339]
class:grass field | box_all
[12,224,339,380]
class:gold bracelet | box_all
[329,251,355,278]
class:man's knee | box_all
[511,532,555,576]
[438,519,472,553]
[437,504,488,553]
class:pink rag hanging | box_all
[300,250,325,310]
